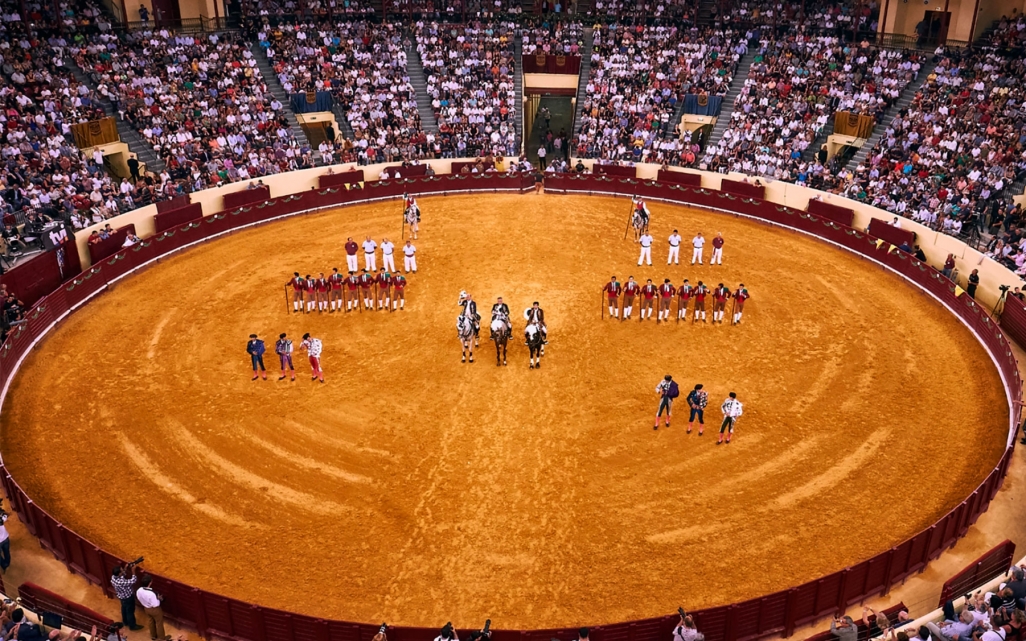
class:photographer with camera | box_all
[136,575,169,641]
[673,608,703,641]
[110,558,145,631]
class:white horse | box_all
[404,195,420,239]
[631,199,651,242]
[457,314,475,363]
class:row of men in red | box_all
[602,276,750,324]
[287,269,408,313]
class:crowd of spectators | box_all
[829,49,1026,235]
[415,20,518,157]
[74,29,310,191]
[237,0,375,21]
[988,14,1026,50]
[260,21,430,164]
[702,36,920,180]
[574,24,740,164]
[521,18,583,55]
[719,0,880,35]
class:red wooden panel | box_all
[813,573,844,619]
[319,170,366,189]
[843,562,871,605]
[79,540,106,585]
[63,527,88,576]
[289,616,330,641]
[906,530,932,575]
[327,621,364,641]
[656,170,702,186]
[156,195,191,214]
[223,186,271,210]
[154,202,204,233]
[62,265,108,310]
[731,598,766,641]
[806,199,855,227]
[227,601,264,641]
[627,616,669,641]
[887,538,914,585]
[87,224,136,264]
[719,179,764,199]
[262,610,296,641]
[693,606,730,641]
[156,580,205,632]
[593,165,637,178]
[790,581,820,625]
[201,593,235,638]
[863,552,890,597]
[595,623,631,641]
[867,219,915,248]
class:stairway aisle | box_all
[70,65,166,174]
[405,42,441,135]
[842,61,939,172]
[250,43,319,161]
[571,27,594,136]
[702,48,756,153]
[514,36,524,154]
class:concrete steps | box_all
[842,60,939,172]
[250,42,319,161]
[70,64,166,174]
[571,27,594,135]
[702,48,756,153]
[514,36,524,153]
[405,43,441,135]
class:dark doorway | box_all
[150,0,182,27]
[526,95,573,167]
[918,10,951,46]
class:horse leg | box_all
[502,341,507,366]
[535,347,542,369]
[495,340,501,366]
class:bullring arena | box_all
[0,188,1013,628]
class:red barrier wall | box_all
[1001,296,1026,349]
[937,540,1016,606]
[719,179,765,199]
[319,170,367,189]
[867,219,915,248]
[451,161,495,174]
[0,171,1018,641]
[223,186,271,210]
[593,165,637,178]
[657,170,702,187]
[155,203,204,233]
[87,224,136,265]
[18,581,114,631]
[156,195,191,214]
[806,200,854,228]
[0,241,81,308]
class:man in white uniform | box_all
[380,237,396,272]
[691,232,705,265]
[638,231,653,266]
[718,392,743,444]
[403,240,417,273]
[667,229,682,264]
[362,236,378,271]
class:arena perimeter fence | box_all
[0,171,1020,641]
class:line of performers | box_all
[602,276,750,324]
[287,268,408,313]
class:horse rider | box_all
[524,301,547,344]
[634,197,650,227]
[458,291,481,334]
[491,296,510,321]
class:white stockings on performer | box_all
[733,311,743,324]
[609,305,618,318]
[294,301,301,311]
[679,308,687,320]
[624,305,633,319]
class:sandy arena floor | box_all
[0,193,1008,629]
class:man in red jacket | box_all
[345,237,359,273]
[622,276,639,321]
[658,278,676,323]
[375,267,392,311]
[640,279,657,321]
[677,279,693,321]
[603,275,622,319]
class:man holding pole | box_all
[623,276,639,320]
[345,271,361,311]
[732,283,750,325]
[658,278,675,323]
[712,283,731,324]
[359,269,375,309]
[329,268,344,312]
[603,276,622,319]
[677,279,693,321]
[376,267,392,311]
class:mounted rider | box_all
[458,291,481,335]
[524,301,547,344]
[490,296,512,339]
[633,196,650,227]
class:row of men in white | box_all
[637,231,726,266]
[344,236,419,273]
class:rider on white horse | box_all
[458,291,481,335]
[403,193,421,239]
[633,196,651,227]
[524,301,547,344]
[490,296,511,336]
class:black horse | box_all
[490,314,511,366]
[525,321,544,369]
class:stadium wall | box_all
[1,167,1021,641]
